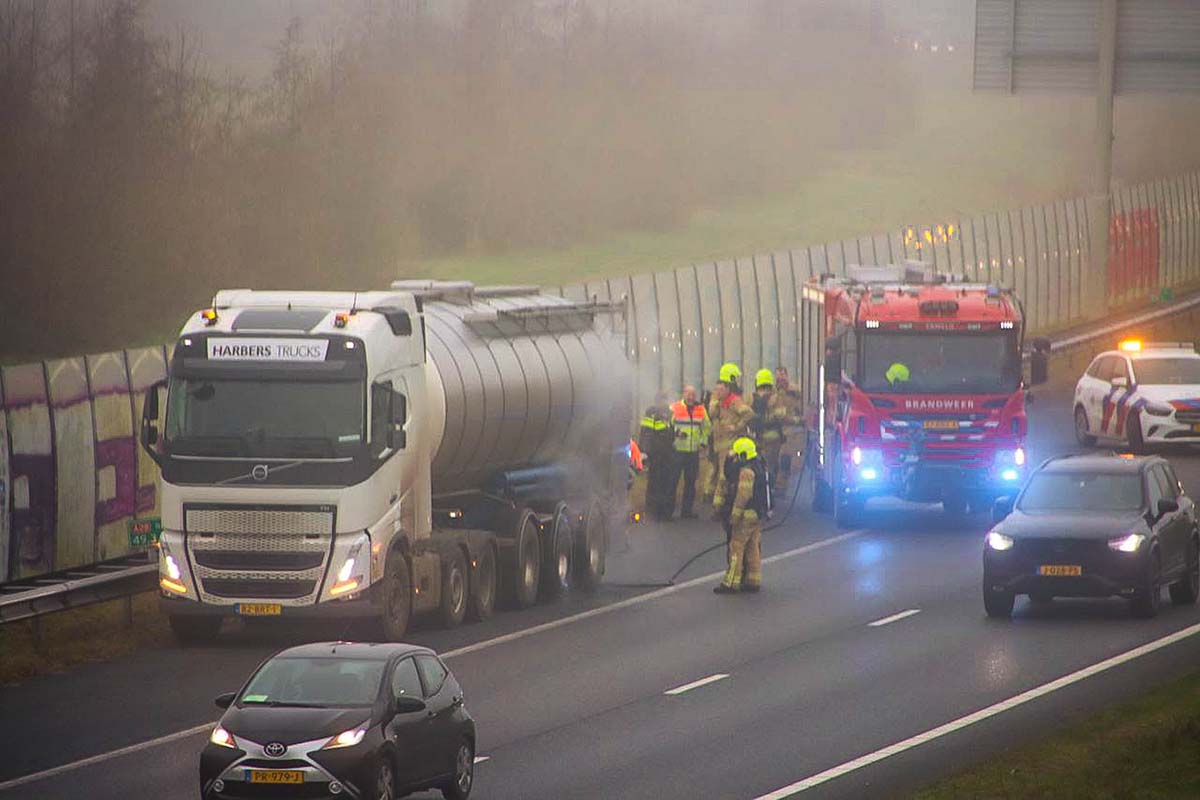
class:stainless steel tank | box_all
[408,285,630,495]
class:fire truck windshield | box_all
[859,331,1020,394]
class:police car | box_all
[1074,340,1200,449]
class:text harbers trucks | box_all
[141,281,629,643]
[807,264,1042,526]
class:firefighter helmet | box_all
[718,363,741,384]
[886,362,911,386]
[731,437,758,461]
[755,368,774,388]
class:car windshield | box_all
[1018,472,1145,512]
[240,657,386,708]
[859,331,1020,394]
[1131,357,1200,385]
[164,377,364,458]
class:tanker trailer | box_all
[140,281,630,644]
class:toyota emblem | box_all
[264,742,287,758]
[251,464,270,482]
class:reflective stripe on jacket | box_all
[670,400,711,453]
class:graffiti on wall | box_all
[0,346,167,582]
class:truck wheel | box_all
[440,548,468,629]
[812,477,832,513]
[379,550,413,641]
[467,543,497,622]
[575,501,608,591]
[507,509,541,609]
[168,614,222,646]
[542,505,574,600]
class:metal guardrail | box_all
[0,552,157,625]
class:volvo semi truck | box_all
[806,264,1041,526]
[140,281,629,643]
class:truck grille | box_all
[184,505,335,605]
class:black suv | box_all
[984,453,1199,618]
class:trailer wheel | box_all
[439,548,468,629]
[507,509,541,609]
[378,550,413,641]
[467,543,497,622]
[542,505,574,600]
[575,501,607,591]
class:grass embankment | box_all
[0,593,169,685]
[912,669,1200,800]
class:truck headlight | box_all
[159,534,191,596]
[326,532,370,599]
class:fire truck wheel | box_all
[834,492,861,529]
[812,478,832,513]
[942,496,968,516]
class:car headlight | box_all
[210,725,237,749]
[1108,533,1146,553]
[323,727,367,750]
[1143,402,1173,417]
[986,531,1014,551]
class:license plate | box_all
[247,769,304,784]
[1038,565,1082,577]
[923,420,958,430]
[1192,424,1200,433]
[236,603,282,616]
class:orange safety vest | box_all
[628,438,645,472]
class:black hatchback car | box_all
[201,642,476,800]
[984,453,1199,618]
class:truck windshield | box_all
[164,377,364,458]
[859,331,1020,394]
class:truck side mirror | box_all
[824,342,842,378]
[140,380,167,459]
[389,391,407,450]
[1029,337,1050,386]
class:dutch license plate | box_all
[247,769,304,784]
[1038,565,1082,577]
[236,603,282,616]
[923,420,958,430]
[1192,424,1200,433]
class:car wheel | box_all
[378,550,413,641]
[467,543,497,622]
[366,757,396,800]
[1126,410,1146,453]
[441,738,475,800]
[574,501,607,591]
[507,509,541,609]
[541,505,573,600]
[440,548,469,629]
[942,495,968,516]
[1131,550,1162,618]
[168,614,222,646]
[1074,406,1096,447]
[1169,537,1200,606]
[983,585,1014,619]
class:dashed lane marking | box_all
[867,609,921,627]
[664,673,730,696]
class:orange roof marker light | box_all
[201,308,219,327]
[334,312,352,328]
[1119,339,1142,353]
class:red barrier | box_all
[1109,208,1160,297]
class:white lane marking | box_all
[473,756,490,764]
[664,673,730,696]
[751,620,1200,799]
[441,530,863,659]
[867,609,921,627]
[0,530,864,790]
[0,722,212,793]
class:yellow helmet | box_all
[755,368,774,388]
[731,437,757,461]
[718,363,741,384]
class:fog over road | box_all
[4,386,1200,799]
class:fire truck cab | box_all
[808,264,1040,527]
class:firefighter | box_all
[751,369,796,493]
[638,391,675,521]
[714,437,767,594]
[668,385,711,519]
[705,363,756,512]
[774,367,805,491]
[886,361,911,387]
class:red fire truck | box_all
[807,264,1043,527]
